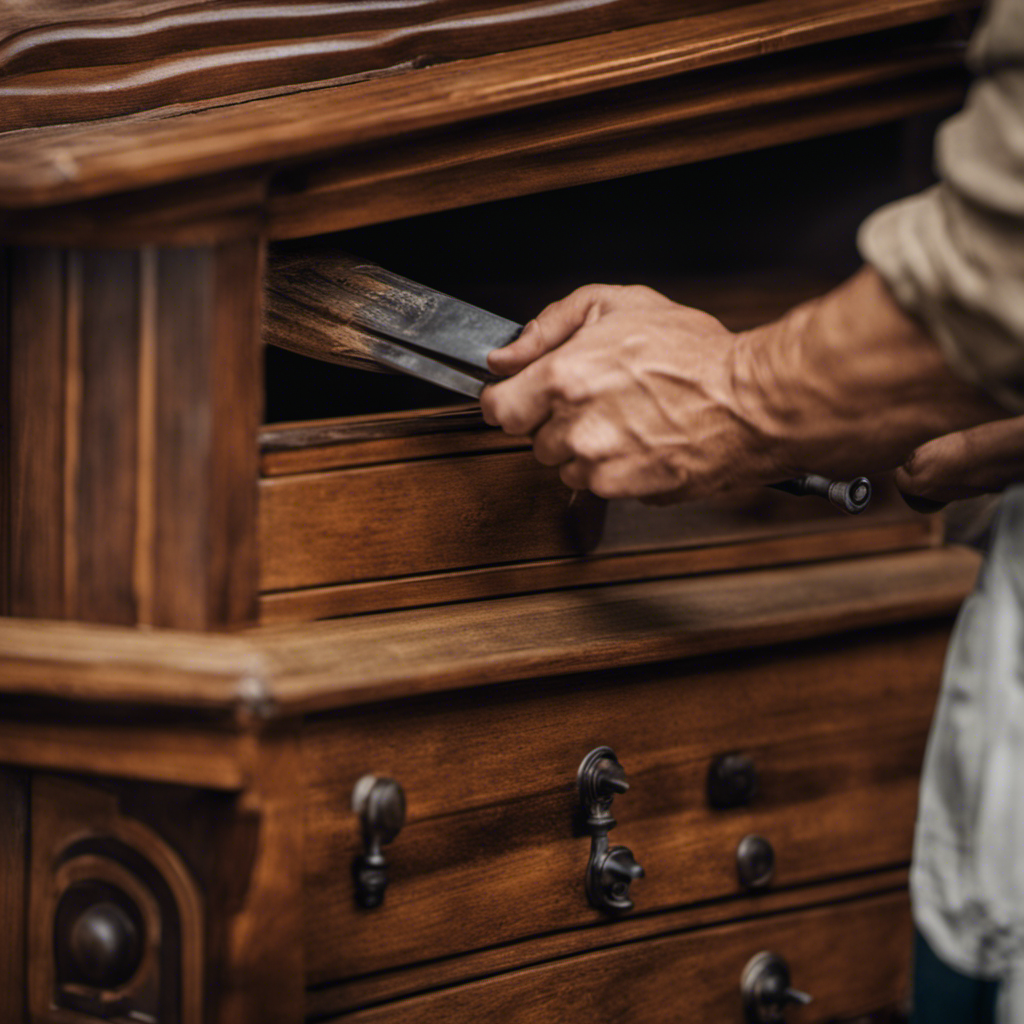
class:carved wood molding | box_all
[0,0,712,132]
[0,0,978,208]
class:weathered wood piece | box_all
[265,251,516,380]
[0,0,976,208]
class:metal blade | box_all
[359,332,488,399]
[344,262,522,372]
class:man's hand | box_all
[896,416,1024,507]
[481,283,783,498]
[480,268,1005,502]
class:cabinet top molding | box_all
[0,0,975,209]
[0,548,980,721]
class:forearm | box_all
[734,266,1008,481]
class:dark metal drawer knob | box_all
[707,752,758,809]
[741,951,812,1023]
[578,746,644,914]
[64,900,142,989]
[736,834,775,891]
[352,775,406,909]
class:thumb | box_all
[487,285,608,376]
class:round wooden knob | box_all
[67,901,142,989]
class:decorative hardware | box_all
[577,746,644,914]
[56,891,143,990]
[707,752,758,809]
[741,951,812,1023]
[736,834,775,891]
[352,774,406,909]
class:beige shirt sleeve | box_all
[858,0,1024,412]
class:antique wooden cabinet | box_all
[0,2,984,1022]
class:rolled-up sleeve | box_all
[858,0,1024,412]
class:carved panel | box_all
[28,775,203,1023]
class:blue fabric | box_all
[913,928,1000,1024]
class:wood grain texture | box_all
[258,447,932,593]
[0,0,976,207]
[0,547,981,714]
[269,31,968,237]
[259,518,941,622]
[6,247,66,617]
[0,1,717,132]
[0,768,27,1023]
[3,240,262,630]
[207,727,305,1024]
[260,407,522,475]
[149,238,263,629]
[308,868,909,1016]
[301,621,946,981]
[75,248,141,624]
[336,889,912,1023]
[0,717,253,788]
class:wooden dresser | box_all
[0,3,983,1022]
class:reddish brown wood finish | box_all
[0,0,975,208]
[337,889,913,1024]
[301,621,946,981]
[307,867,910,1017]
[0,547,979,715]
[0,1,720,132]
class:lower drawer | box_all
[337,888,912,1023]
[302,620,947,984]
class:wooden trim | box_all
[259,518,941,623]
[0,0,976,207]
[0,547,978,715]
[306,867,910,1017]
[0,719,252,788]
[0,1,735,134]
[269,38,968,238]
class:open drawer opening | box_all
[263,118,939,423]
[257,118,947,622]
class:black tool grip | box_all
[771,474,872,515]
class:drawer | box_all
[302,620,947,985]
[335,887,912,1024]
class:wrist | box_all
[734,268,1005,479]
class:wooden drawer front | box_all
[339,889,912,1024]
[303,622,946,984]
[260,450,932,593]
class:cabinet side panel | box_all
[74,248,141,624]
[7,248,66,618]
[0,767,28,1023]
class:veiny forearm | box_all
[735,267,1008,480]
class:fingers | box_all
[896,415,1024,504]
[487,285,608,376]
[480,352,559,435]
